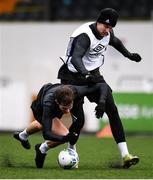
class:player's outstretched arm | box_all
[109,32,142,62]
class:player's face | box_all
[58,102,73,113]
[96,23,113,36]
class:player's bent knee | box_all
[52,118,69,136]
[35,121,43,130]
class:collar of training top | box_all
[89,23,104,40]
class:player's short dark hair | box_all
[97,8,118,27]
[55,85,74,106]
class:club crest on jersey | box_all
[93,44,105,52]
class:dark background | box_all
[0,0,153,21]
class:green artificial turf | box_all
[0,133,153,179]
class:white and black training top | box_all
[63,22,110,72]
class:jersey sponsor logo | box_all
[93,44,105,52]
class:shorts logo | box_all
[93,44,105,52]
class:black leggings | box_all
[105,89,126,143]
[73,93,126,143]
[61,81,126,144]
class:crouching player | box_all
[13,82,108,168]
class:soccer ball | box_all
[58,148,79,169]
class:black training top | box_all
[31,83,109,142]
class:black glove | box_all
[95,102,105,119]
[128,53,142,62]
[84,73,97,85]
[63,132,79,145]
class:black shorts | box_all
[58,64,105,85]
[31,100,43,123]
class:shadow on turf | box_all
[1,155,123,170]
[1,154,14,167]
[1,154,35,169]
[0,155,59,169]
[108,161,123,169]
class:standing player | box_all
[58,8,141,168]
